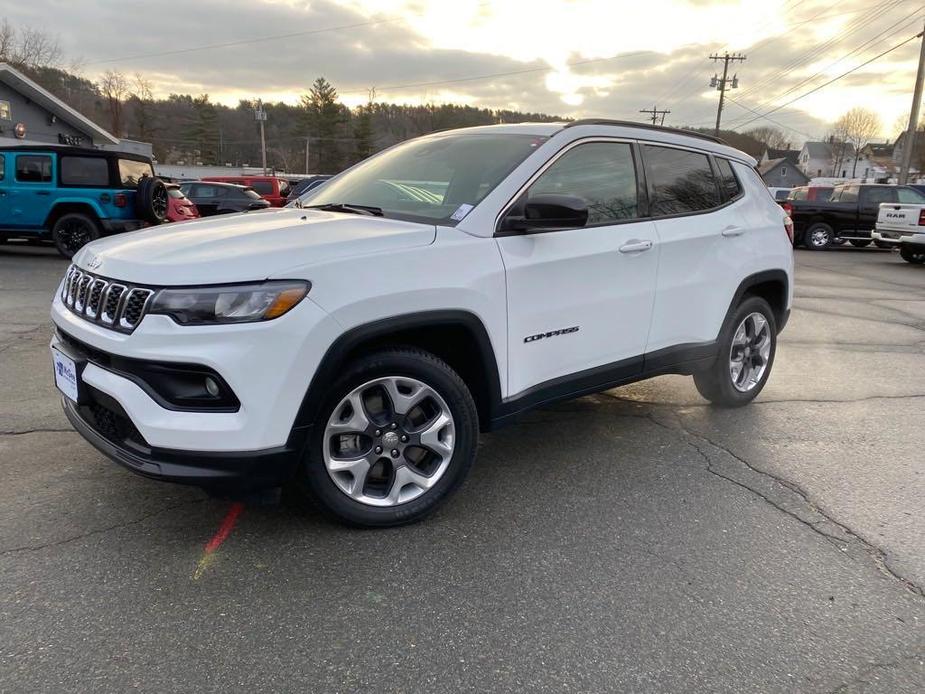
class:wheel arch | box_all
[292,310,503,432]
[725,269,790,333]
[45,201,104,230]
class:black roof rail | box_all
[562,119,726,145]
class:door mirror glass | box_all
[503,194,589,232]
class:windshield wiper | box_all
[304,203,384,216]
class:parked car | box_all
[50,120,793,527]
[202,176,291,206]
[787,185,833,202]
[783,183,925,249]
[768,187,791,201]
[178,182,271,216]
[165,183,199,222]
[286,175,332,203]
[0,145,167,257]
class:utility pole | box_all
[709,52,746,137]
[254,99,268,175]
[899,23,925,185]
[640,105,671,126]
[304,136,311,174]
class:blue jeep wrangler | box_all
[0,146,168,258]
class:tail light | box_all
[784,216,794,244]
[919,209,925,226]
[782,202,793,216]
[114,193,127,208]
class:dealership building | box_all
[0,62,150,156]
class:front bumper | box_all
[62,396,306,489]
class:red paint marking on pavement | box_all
[205,502,244,554]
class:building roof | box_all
[758,157,809,183]
[802,141,856,160]
[0,62,119,145]
[764,147,800,164]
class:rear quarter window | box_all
[643,145,720,216]
[61,156,109,186]
[715,158,742,200]
[118,159,154,187]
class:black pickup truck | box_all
[784,183,925,249]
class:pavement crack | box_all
[0,428,73,436]
[601,393,925,599]
[0,498,206,556]
[826,655,924,693]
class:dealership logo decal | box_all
[524,326,580,343]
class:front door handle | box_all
[721,225,745,237]
[619,239,653,254]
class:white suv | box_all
[50,121,794,526]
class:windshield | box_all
[296,132,548,225]
[242,188,262,200]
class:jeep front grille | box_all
[60,265,155,333]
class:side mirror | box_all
[501,194,589,233]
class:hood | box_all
[73,209,436,285]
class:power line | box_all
[733,31,923,131]
[86,16,407,65]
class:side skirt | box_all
[486,341,717,430]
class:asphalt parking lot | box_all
[1,244,923,693]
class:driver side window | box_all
[528,142,639,225]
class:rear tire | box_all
[874,240,893,250]
[804,223,834,250]
[899,245,925,264]
[51,213,100,259]
[694,296,777,407]
[295,347,479,527]
[849,239,872,248]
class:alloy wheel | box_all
[323,376,456,507]
[60,219,91,254]
[809,227,830,248]
[729,312,772,392]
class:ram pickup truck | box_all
[783,183,925,249]
[874,201,925,263]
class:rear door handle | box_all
[618,239,653,254]
[721,225,745,237]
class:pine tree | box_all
[301,77,343,173]
[353,103,374,162]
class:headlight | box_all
[149,280,310,325]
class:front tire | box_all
[296,348,479,527]
[849,239,872,248]
[51,213,100,258]
[804,223,834,250]
[694,296,777,407]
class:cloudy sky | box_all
[6,0,925,144]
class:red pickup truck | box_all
[202,176,291,207]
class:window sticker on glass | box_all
[450,203,474,221]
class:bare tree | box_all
[99,69,129,137]
[0,18,62,70]
[834,107,882,177]
[745,126,790,152]
[130,73,155,141]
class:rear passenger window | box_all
[898,188,925,203]
[15,155,52,183]
[715,158,741,200]
[861,187,895,206]
[643,145,719,216]
[527,142,639,224]
[250,181,273,195]
[61,156,109,186]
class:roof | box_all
[757,157,786,175]
[0,62,119,145]
[802,141,856,160]
[563,119,725,144]
[863,143,894,157]
[765,147,800,164]
[0,143,150,161]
